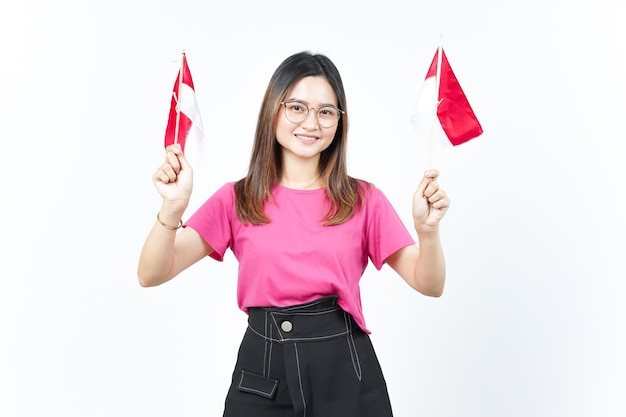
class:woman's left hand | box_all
[412,170,450,232]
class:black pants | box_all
[223,296,394,417]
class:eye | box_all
[287,102,306,113]
[318,107,338,118]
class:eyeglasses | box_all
[280,100,345,128]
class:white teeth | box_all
[296,134,317,141]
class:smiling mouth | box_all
[295,134,318,142]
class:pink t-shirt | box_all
[184,182,414,333]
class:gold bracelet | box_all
[157,212,182,230]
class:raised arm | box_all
[137,144,214,287]
[385,170,450,297]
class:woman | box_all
[138,51,449,416]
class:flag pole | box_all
[427,35,444,169]
[173,50,186,146]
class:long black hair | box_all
[234,51,366,225]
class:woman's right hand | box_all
[152,144,193,209]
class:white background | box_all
[1,0,625,416]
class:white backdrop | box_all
[1,0,625,416]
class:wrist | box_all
[414,223,440,239]
[160,199,188,215]
[158,203,187,226]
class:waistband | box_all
[247,296,355,343]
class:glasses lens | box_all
[284,102,308,124]
[317,106,340,128]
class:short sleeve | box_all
[366,187,415,270]
[183,183,236,262]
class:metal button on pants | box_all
[280,320,293,333]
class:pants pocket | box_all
[237,370,279,399]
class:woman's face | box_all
[275,76,339,163]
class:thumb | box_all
[172,144,193,172]
[415,172,432,197]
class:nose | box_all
[300,107,320,128]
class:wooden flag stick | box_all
[427,35,444,169]
[173,50,186,146]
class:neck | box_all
[281,175,321,190]
[281,155,322,190]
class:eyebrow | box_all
[285,98,339,108]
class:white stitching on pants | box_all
[347,333,362,381]
[237,370,278,398]
[256,309,349,342]
[294,343,307,417]
[248,325,348,343]
[268,325,273,376]
[263,311,268,377]
[278,297,336,312]
[344,312,362,381]
[270,309,343,341]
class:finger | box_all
[163,163,178,181]
[153,163,177,183]
[176,148,193,172]
[152,168,171,184]
[416,172,434,196]
[417,169,441,195]
[165,143,182,154]
[165,150,182,174]
[164,143,184,166]
[431,195,451,210]
[424,169,439,180]
[423,181,440,198]
[427,189,446,204]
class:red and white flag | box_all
[411,46,482,165]
[164,53,204,159]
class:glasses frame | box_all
[280,100,345,128]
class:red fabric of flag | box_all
[164,54,203,152]
[423,48,483,146]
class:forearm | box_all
[137,207,185,287]
[414,227,446,297]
